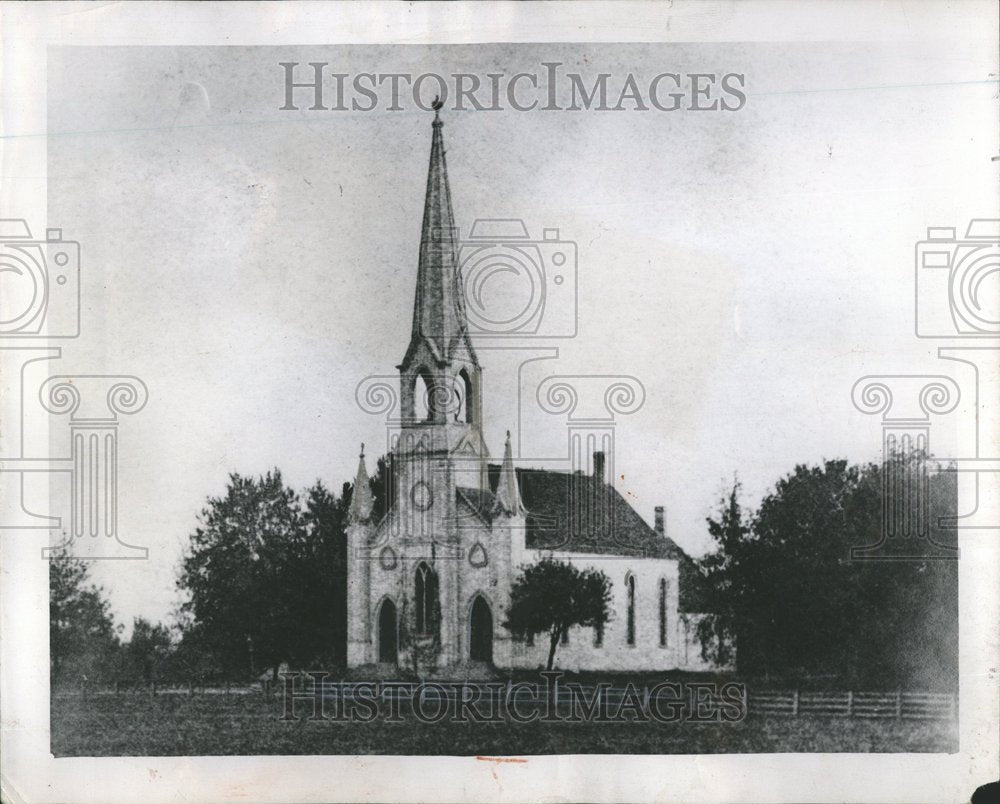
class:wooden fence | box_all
[54,681,959,722]
[748,690,957,720]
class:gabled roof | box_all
[480,464,709,612]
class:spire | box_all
[408,103,475,365]
[350,443,374,523]
[493,430,525,517]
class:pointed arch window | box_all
[658,578,668,647]
[414,562,439,636]
[413,370,435,422]
[625,573,636,646]
[458,368,474,423]
[451,378,466,422]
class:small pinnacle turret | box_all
[493,430,525,517]
[350,443,374,523]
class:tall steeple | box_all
[396,107,487,491]
[406,104,477,367]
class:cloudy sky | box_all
[44,41,995,629]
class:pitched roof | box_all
[455,486,495,524]
[476,464,709,612]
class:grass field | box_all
[51,691,958,756]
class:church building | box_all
[346,110,720,674]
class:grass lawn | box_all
[51,691,958,756]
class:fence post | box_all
[791,690,799,716]
[895,689,902,718]
[846,690,853,717]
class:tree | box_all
[49,547,120,687]
[293,480,350,666]
[177,470,307,680]
[169,618,224,687]
[177,461,385,678]
[695,479,749,669]
[696,457,958,688]
[505,557,612,671]
[124,617,173,688]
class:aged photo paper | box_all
[1,2,998,802]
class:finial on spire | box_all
[360,442,365,459]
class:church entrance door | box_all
[469,596,493,663]
[378,599,398,664]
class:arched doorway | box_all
[469,595,493,663]
[377,599,398,664]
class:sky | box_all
[41,41,996,630]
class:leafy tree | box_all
[49,547,120,686]
[696,457,958,688]
[293,480,350,666]
[505,557,612,671]
[178,470,307,680]
[168,619,224,686]
[695,479,748,669]
[173,454,429,677]
[124,617,172,687]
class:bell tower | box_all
[396,106,487,495]
[347,108,525,671]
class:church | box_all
[346,109,720,674]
